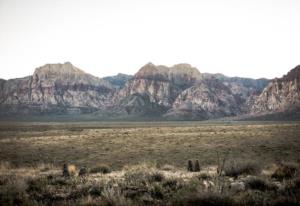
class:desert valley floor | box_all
[0,121,300,168]
[1,121,300,206]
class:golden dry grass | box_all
[1,121,300,205]
[0,121,299,170]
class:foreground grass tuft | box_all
[1,161,300,206]
[90,165,111,174]
[245,177,276,191]
[271,163,298,180]
[224,161,260,177]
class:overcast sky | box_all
[0,0,300,80]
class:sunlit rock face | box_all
[0,62,113,114]
[249,65,300,114]
[165,79,240,120]
[116,62,202,108]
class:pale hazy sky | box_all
[0,0,300,80]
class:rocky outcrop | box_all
[0,62,113,115]
[249,65,300,114]
[202,73,269,102]
[115,63,202,110]
[165,79,240,119]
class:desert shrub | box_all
[197,172,211,180]
[68,184,91,200]
[171,191,234,206]
[187,160,194,172]
[234,190,267,206]
[150,184,164,199]
[124,171,148,185]
[148,171,165,182]
[50,176,70,186]
[194,160,201,172]
[271,163,297,180]
[88,185,103,197]
[162,178,179,189]
[101,187,133,206]
[26,174,81,204]
[26,177,49,194]
[171,179,202,203]
[270,196,300,206]
[280,177,300,199]
[245,177,276,191]
[0,174,33,206]
[90,165,111,174]
[224,161,260,177]
[79,167,89,176]
[124,170,164,186]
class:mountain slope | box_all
[0,62,113,115]
[1,62,299,120]
[165,79,240,120]
[249,65,300,114]
[202,73,269,101]
[115,63,202,111]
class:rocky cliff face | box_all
[116,63,202,109]
[249,65,300,114]
[202,73,268,102]
[1,62,299,120]
[165,79,240,119]
[0,62,113,115]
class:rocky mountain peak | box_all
[281,65,300,81]
[31,62,112,89]
[0,62,114,115]
[33,62,85,77]
[134,62,201,81]
[134,62,161,79]
[249,65,300,114]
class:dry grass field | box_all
[0,121,300,206]
[0,121,300,169]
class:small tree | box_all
[194,160,201,172]
[187,160,194,172]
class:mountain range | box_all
[1,62,299,120]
